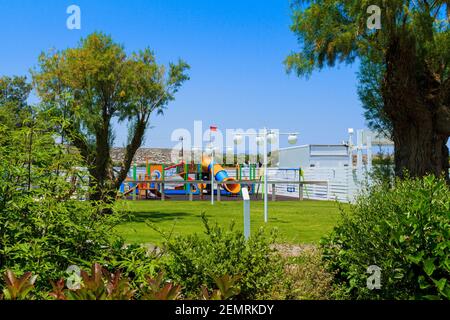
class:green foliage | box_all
[161,214,283,299]
[0,76,33,129]
[321,175,450,299]
[286,1,450,77]
[357,57,392,137]
[0,93,133,295]
[98,243,160,286]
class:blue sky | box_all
[0,0,366,148]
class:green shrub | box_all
[322,175,450,300]
[161,214,283,299]
[98,242,160,290]
[0,108,132,296]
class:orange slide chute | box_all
[201,156,241,194]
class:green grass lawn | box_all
[115,200,345,245]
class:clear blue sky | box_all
[0,0,366,148]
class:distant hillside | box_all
[111,148,173,165]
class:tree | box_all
[33,33,190,202]
[286,0,450,182]
[0,76,32,127]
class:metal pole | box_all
[161,164,165,201]
[242,187,250,240]
[180,136,184,162]
[299,182,304,201]
[263,128,268,223]
[211,146,214,205]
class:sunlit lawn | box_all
[115,200,345,245]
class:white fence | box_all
[267,167,365,203]
[130,165,367,203]
[222,166,366,203]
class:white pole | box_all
[211,145,214,205]
[348,130,354,168]
[367,134,373,173]
[242,187,250,239]
[263,128,268,223]
[356,130,363,181]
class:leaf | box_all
[2,270,36,300]
[142,272,181,300]
[211,274,241,300]
[423,258,436,276]
[49,279,67,300]
[407,253,423,265]
[418,276,431,290]
[432,278,447,292]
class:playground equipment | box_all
[120,158,254,200]
[118,156,328,204]
[201,156,241,194]
[121,162,201,200]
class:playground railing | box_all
[123,179,329,201]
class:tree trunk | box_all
[114,118,147,190]
[383,32,450,183]
[392,119,449,182]
[89,118,115,203]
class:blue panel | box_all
[215,170,228,182]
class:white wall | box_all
[279,145,349,168]
[278,146,310,168]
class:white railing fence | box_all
[265,167,367,203]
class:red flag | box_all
[210,126,218,132]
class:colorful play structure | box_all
[120,156,263,200]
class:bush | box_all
[0,108,134,296]
[321,175,450,300]
[98,243,160,290]
[161,214,283,299]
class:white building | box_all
[277,144,350,169]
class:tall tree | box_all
[33,33,190,201]
[286,0,450,182]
